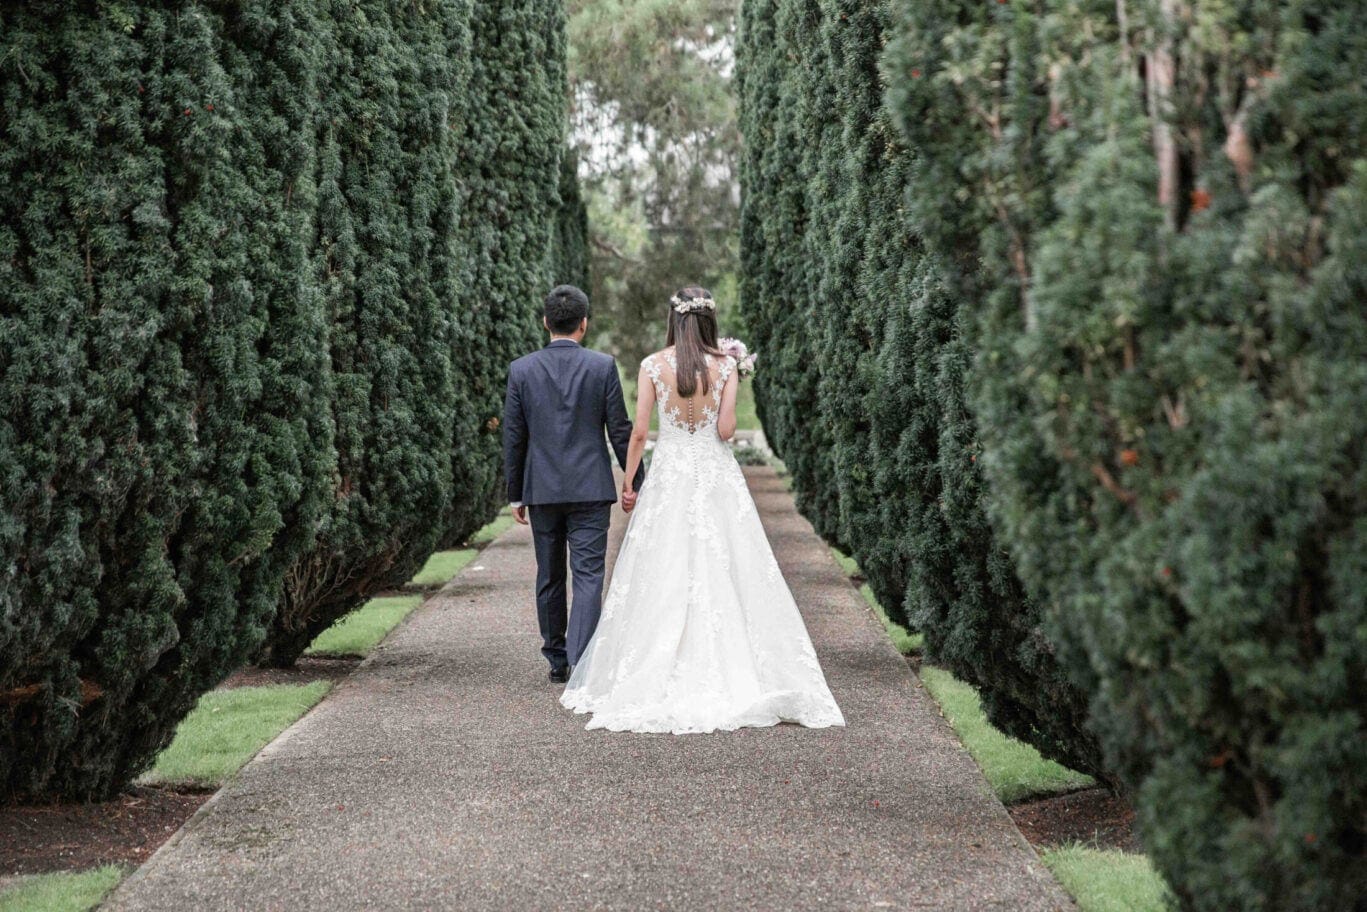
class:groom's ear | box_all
[542,316,550,332]
[580,316,588,333]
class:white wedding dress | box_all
[560,350,845,734]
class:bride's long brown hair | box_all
[665,285,724,397]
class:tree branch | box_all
[592,235,641,263]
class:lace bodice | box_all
[642,350,735,438]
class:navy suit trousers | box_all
[529,502,612,670]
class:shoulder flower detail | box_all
[719,337,758,378]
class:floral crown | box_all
[670,293,716,315]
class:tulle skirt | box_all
[560,436,845,734]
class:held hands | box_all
[621,488,638,513]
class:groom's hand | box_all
[621,490,638,513]
[512,504,528,525]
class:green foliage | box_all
[266,0,574,661]
[737,0,839,544]
[737,0,1109,784]
[887,0,1367,908]
[919,666,1093,803]
[440,0,568,548]
[0,1,333,800]
[259,0,467,666]
[550,148,591,292]
[139,682,329,788]
[1041,846,1174,912]
[222,0,339,664]
[0,866,125,912]
[2,0,575,797]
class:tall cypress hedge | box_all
[2,0,578,795]
[549,148,590,293]
[743,1,1365,900]
[0,1,332,799]
[269,0,575,657]
[738,0,844,546]
[438,0,567,549]
[258,0,466,666]
[737,0,1108,780]
[885,0,1365,908]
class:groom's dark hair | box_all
[545,285,589,335]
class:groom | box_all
[502,285,645,684]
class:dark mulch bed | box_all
[1010,786,1140,852]
[1,786,210,876]
[1,638,364,878]
[220,654,361,689]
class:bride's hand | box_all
[621,488,638,513]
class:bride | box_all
[560,286,845,734]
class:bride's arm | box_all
[716,365,739,441]
[623,365,655,498]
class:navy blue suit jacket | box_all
[502,339,644,506]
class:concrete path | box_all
[103,467,1071,911]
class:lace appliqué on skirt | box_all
[560,352,845,734]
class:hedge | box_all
[549,147,591,294]
[264,0,574,661]
[1,0,576,796]
[737,0,842,546]
[0,1,333,799]
[257,0,467,666]
[885,1,1365,908]
[737,0,1108,782]
[435,0,568,550]
[743,0,1365,904]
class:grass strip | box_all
[826,506,1161,912]
[734,378,759,431]
[830,548,923,654]
[1041,845,1174,912]
[139,682,330,788]
[829,547,861,578]
[470,514,514,546]
[407,549,478,589]
[859,584,923,655]
[0,867,125,912]
[407,513,514,590]
[919,665,1093,803]
[307,596,423,657]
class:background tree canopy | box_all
[568,0,744,365]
